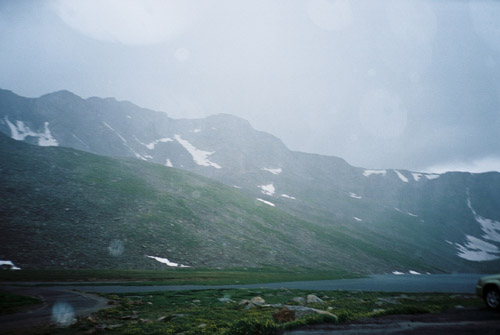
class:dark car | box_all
[476,274,500,310]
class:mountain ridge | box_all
[1,88,500,273]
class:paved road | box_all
[0,286,109,331]
[284,307,500,335]
[21,273,483,294]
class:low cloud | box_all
[52,0,197,45]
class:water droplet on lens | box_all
[108,239,125,257]
[51,302,75,327]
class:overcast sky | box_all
[1,0,500,173]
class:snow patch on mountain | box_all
[281,194,296,200]
[456,235,500,261]
[394,170,409,183]
[349,192,362,199]
[395,208,418,217]
[5,118,58,146]
[174,134,221,169]
[425,174,440,180]
[412,173,423,181]
[392,271,404,275]
[363,169,387,177]
[258,184,275,196]
[353,217,363,222]
[72,133,89,148]
[0,260,21,270]
[146,255,190,267]
[103,121,146,160]
[455,192,500,261]
[257,198,275,207]
[409,270,421,275]
[262,168,282,175]
[165,159,173,167]
[103,122,127,143]
[467,196,500,242]
[145,137,173,150]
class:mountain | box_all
[1,88,499,273]
[0,132,427,272]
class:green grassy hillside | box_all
[0,134,432,273]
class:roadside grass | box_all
[0,268,358,286]
[17,289,482,335]
[0,291,42,315]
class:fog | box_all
[1,0,499,172]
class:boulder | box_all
[218,297,233,303]
[306,294,323,303]
[273,307,296,323]
[285,305,337,321]
[292,297,306,304]
[250,296,266,305]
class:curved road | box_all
[0,286,110,331]
[0,274,488,332]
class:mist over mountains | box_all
[1,89,500,273]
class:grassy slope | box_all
[0,134,430,272]
[0,291,42,316]
[0,268,356,285]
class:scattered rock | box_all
[376,297,400,305]
[306,294,323,303]
[198,323,207,328]
[120,315,137,320]
[139,318,153,323]
[192,300,201,303]
[245,303,256,310]
[273,307,296,323]
[120,311,138,320]
[218,297,233,303]
[87,316,97,323]
[292,297,306,304]
[81,328,99,335]
[147,301,153,305]
[238,299,250,306]
[250,296,266,305]
[285,305,337,320]
[371,308,385,314]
